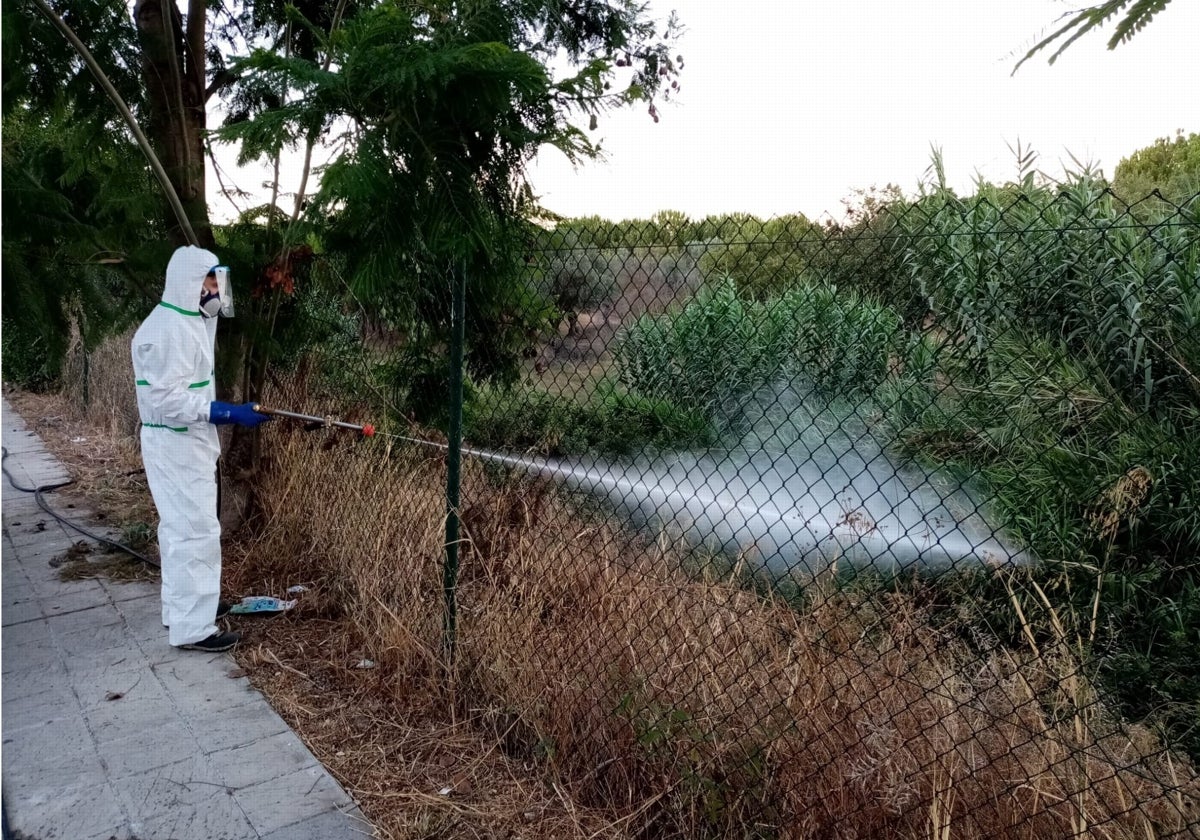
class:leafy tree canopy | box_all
[1113,131,1200,205]
[2,0,142,125]
[217,0,682,414]
[3,0,681,410]
[1,103,168,386]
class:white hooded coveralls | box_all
[131,246,223,646]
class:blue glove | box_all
[209,401,272,428]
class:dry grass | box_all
[61,322,142,440]
[16,335,1200,839]
[7,338,647,838]
[8,326,155,530]
[6,388,157,532]
[229,611,646,839]
[231,379,1200,840]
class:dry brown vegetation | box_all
[231,375,1200,839]
[7,326,155,534]
[12,333,1200,839]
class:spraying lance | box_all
[252,404,375,437]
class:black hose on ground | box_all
[1,445,159,569]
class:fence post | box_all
[443,261,466,664]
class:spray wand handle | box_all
[252,404,375,437]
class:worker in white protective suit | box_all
[131,245,271,652]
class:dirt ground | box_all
[4,388,633,840]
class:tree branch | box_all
[160,0,192,177]
[205,67,237,102]
[27,0,198,246]
[186,0,206,96]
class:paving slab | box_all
[2,397,373,838]
[260,807,376,840]
[235,765,356,837]
[5,778,129,840]
[2,660,72,703]
[131,802,259,840]
[0,598,41,626]
[212,730,320,790]
[100,719,206,780]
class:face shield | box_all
[200,265,235,318]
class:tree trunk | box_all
[132,0,213,248]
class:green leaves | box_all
[215,0,681,418]
[1015,0,1177,71]
[3,0,144,122]
[615,279,903,420]
[1107,0,1173,47]
[1113,132,1200,212]
[1,99,167,388]
[901,174,1200,415]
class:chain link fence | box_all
[244,182,1200,838]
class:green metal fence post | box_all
[443,261,466,664]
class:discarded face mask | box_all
[228,596,297,615]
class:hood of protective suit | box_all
[163,245,220,313]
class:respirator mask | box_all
[200,266,234,318]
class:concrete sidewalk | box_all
[1,398,373,839]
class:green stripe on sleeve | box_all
[135,379,150,386]
[142,423,189,433]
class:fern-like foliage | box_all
[1016,0,1175,70]
[3,0,145,124]
[2,0,174,386]
[218,0,681,415]
[2,105,168,386]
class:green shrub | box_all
[902,178,1200,414]
[270,274,369,401]
[884,329,1199,556]
[2,318,60,390]
[615,278,902,419]
[880,325,1200,758]
[1112,131,1200,213]
[532,248,620,331]
[466,383,713,458]
[696,214,824,300]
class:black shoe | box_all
[178,630,241,652]
[164,601,233,628]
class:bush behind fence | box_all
[229,183,1200,837]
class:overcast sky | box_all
[210,0,1199,224]
[527,0,1199,222]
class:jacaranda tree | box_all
[219,0,682,415]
